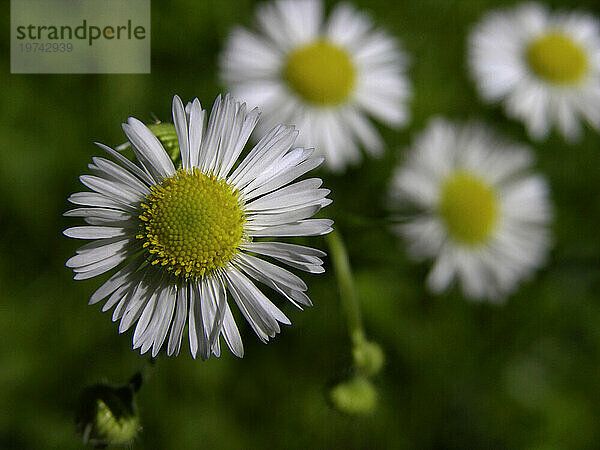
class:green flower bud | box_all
[147,122,179,162]
[117,121,180,163]
[353,339,385,376]
[329,376,377,416]
[75,382,140,447]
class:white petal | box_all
[67,238,131,268]
[249,219,333,237]
[90,157,151,195]
[122,118,176,180]
[167,280,189,357]
[68,192,137,212]
[95,142,156,186]
[64,226,128,239]
[79,175,142,205]
[237,253,307,291]
[88,257,142,305]
[172,95,190,170]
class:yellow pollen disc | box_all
[284,40,356,105]
[439,171,498,245]
[526,32,588,84]
[137,168,245,278]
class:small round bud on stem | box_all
[352,336,385,376]
[329,375,377,416]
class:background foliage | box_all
[1,0,600,448]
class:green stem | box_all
[326,229,365,346]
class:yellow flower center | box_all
[283,40,356,105]
[439,171,498,245]
[137,168,245,278]
[526,32,588,84]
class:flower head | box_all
[220,0,411,171]
[64,94,332,359]
[469,2,600,141]
[389,118,552,301]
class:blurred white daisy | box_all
[469,2,600,141]
[64,94,332,359]
[220,0,411,171]
[389,118,552,301]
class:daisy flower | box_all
[389,118,552,301]
[64,94,333,359]
[220,0,411,172]
[469,2,600,141]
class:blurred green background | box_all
[2,0,600,448]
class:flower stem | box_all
[326,229,365,346]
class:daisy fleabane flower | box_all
[469,2,600,141]
[64,94,333,359]
[220,0,411,172]
[389,118,552,301]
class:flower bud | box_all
[353,339,385,376]
[117,122,179,163]
[329,376,377,415]
[75,382,140,447]
[147,122,179,161]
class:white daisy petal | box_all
[119,273,156,333]
[150,284,177,357]
[166,280,189,357]
[233,257,310,310]
[188,98,206,170]
[64,208,133,222]
[242,241,325,273]
[187,281,203,359]
[250,219,333,237]
[218,105,261,179]
[222,270,269,342]
[88,257,143,305]
[221,303,244,357]
[207,276,228,354]
[94,142,155,186]
[229,124,299,189]
[64,226,128,240]
[122,118,176,179]
[237,253,307,292]
[132,288,160,349]
[102,282,132,314]
[198,94,227,173]
[111,272,146,321]
[224,267,291,337]
[172,95,190,170]
[68,192,138,212]
[66,237,131,268]
[247,204,322,227]
[72,251,129,280]
[243,154,323,201]
[79,175,143,205]
[244,178,328,212]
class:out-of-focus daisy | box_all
[389,118,552,301]
[64,94,333,359]
[220,0,411,171]
[469,2,600,141]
